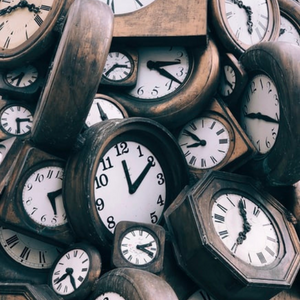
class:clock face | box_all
[240,74,280,154]
[178,116,231,170]
[218,64,236,97]
[212,193,279,267]
[126,46,190,100]
[94,292,126,300]
[120,227,158,266]
[278,15,300,46]
[99,0,156,15]
[4,64,39,88]
[22,165,67,227]
[0,0,55,50]
[0,104,33,136]
[0,227,61,269]
[51,248,90,295]
[94,140,166,233]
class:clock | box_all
[99,0,207,47]
[111,220,165,274]
[277,0,300,46]
[0,0,72,67]
[208,0,281,57]
[164,170,300,300]
[84,94,128,129]
[237,41,300,186]
[87,267,178,300]
[30,0,113,155]
[187,289,216,300]
[104,38,220,129]
[0,98,35,140]
[100,47,139,88]
[63,117,189,256]
[0,139,75,246]
[176,97,256,179]
[49,242,102,300]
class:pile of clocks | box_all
[0,0,299,299]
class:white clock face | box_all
[278,15,300,46]
[5,64,39,87]
[94,141,166,233]
[218,64,236,97]
[22,165,67,227]
[240,74,280,154]
[224,0,270,46]
[178,116,231,169]
[0,227,61,269]
[0,0,54,50]
[212,193,279,266]
[99,0,156,15]
[95,292,126,300]
[127,46,190,100]
[51,248,90,295]
[120,228,158,265]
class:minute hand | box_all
[245,112,279,124]
[147,61,182,84]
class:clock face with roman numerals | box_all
[212,193,279,267]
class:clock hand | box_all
[47,188,62,216]
[231,0,253,34]
[66,268,77,291]
[279,28,286,36]
[236,199,251,245]
[54,272,69,284]
[244,112,279,124]
[0,1,41,16]
[186,141,207,148]
[222,68,234,89]
[182,129,204,143]
[136,244,155,258]
[96,102,108,121]
[10,72,25,87]
[147,60,181,68]
[105,64,130,76]
[122,157,154,194]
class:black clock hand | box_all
[182,129,205,143]
[122,157,154,194]
[244,112,279,124]
[186,141,207,148]
[231,0,253,34]
[105,64,130,76]
[279,28,286,36]
[67,268,77,291]
[136,244,154,258]
[96,102,108,121]
[54,272,69,284]
[236,199,251,245]
[0,1,41,15]
[10,72,25,87]
[47,188,62,216]
[222,68,234,89]
[147,60,181,68]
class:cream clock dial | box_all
[5,64,39,88]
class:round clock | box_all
[111,220,165,273]
[105,37,220,129]
[49,242,102,300]
[0,0,71,67]
[164,170,300,300]
[99,0,156,14]
[63,117,189,254]
[238,41,300,186]
[209,0,281,57]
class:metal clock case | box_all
[0,0,72,67]
[99,0,207,47]
[30,0,113,156]
[238,41,300,186]
[63,117,189,255]
[164,171,300,300]
[208,0,281,58]
[105,38,220,129]
[0,139,75,247]
[49,242,102,300]
[111,220,166,274]
[100,47,139,88]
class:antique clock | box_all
[238,41,300,186]
[111,220,166,274]
[63,117,189,256]
[87,267,178,300]
[164,171,300,300]
[49,242,102,300]
[0,0,73,67]
[99,0,207,46]
[104,37,220,129]
[30,0,113,155]
[208,0,281,57]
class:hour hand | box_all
[146,61,182,84]
[244,112,279,124]
[136,243,154,258]
[47,188,62,216]
[147,60,181,68]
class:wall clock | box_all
[164,170,300,300]
[277,0,300,45]
[0,139,75,246]
[87,267,178,300]
[63,117,189,257]
[0,0,73,67]
[30,0,113,156]
[237,41,300,186]
[104,37,220,129]
[111,220,165,274]
[99,0,207,47]
[49,242,102,300]
[208,0,281,57]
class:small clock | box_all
[111,220,165,273]
[49,242,102,300]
